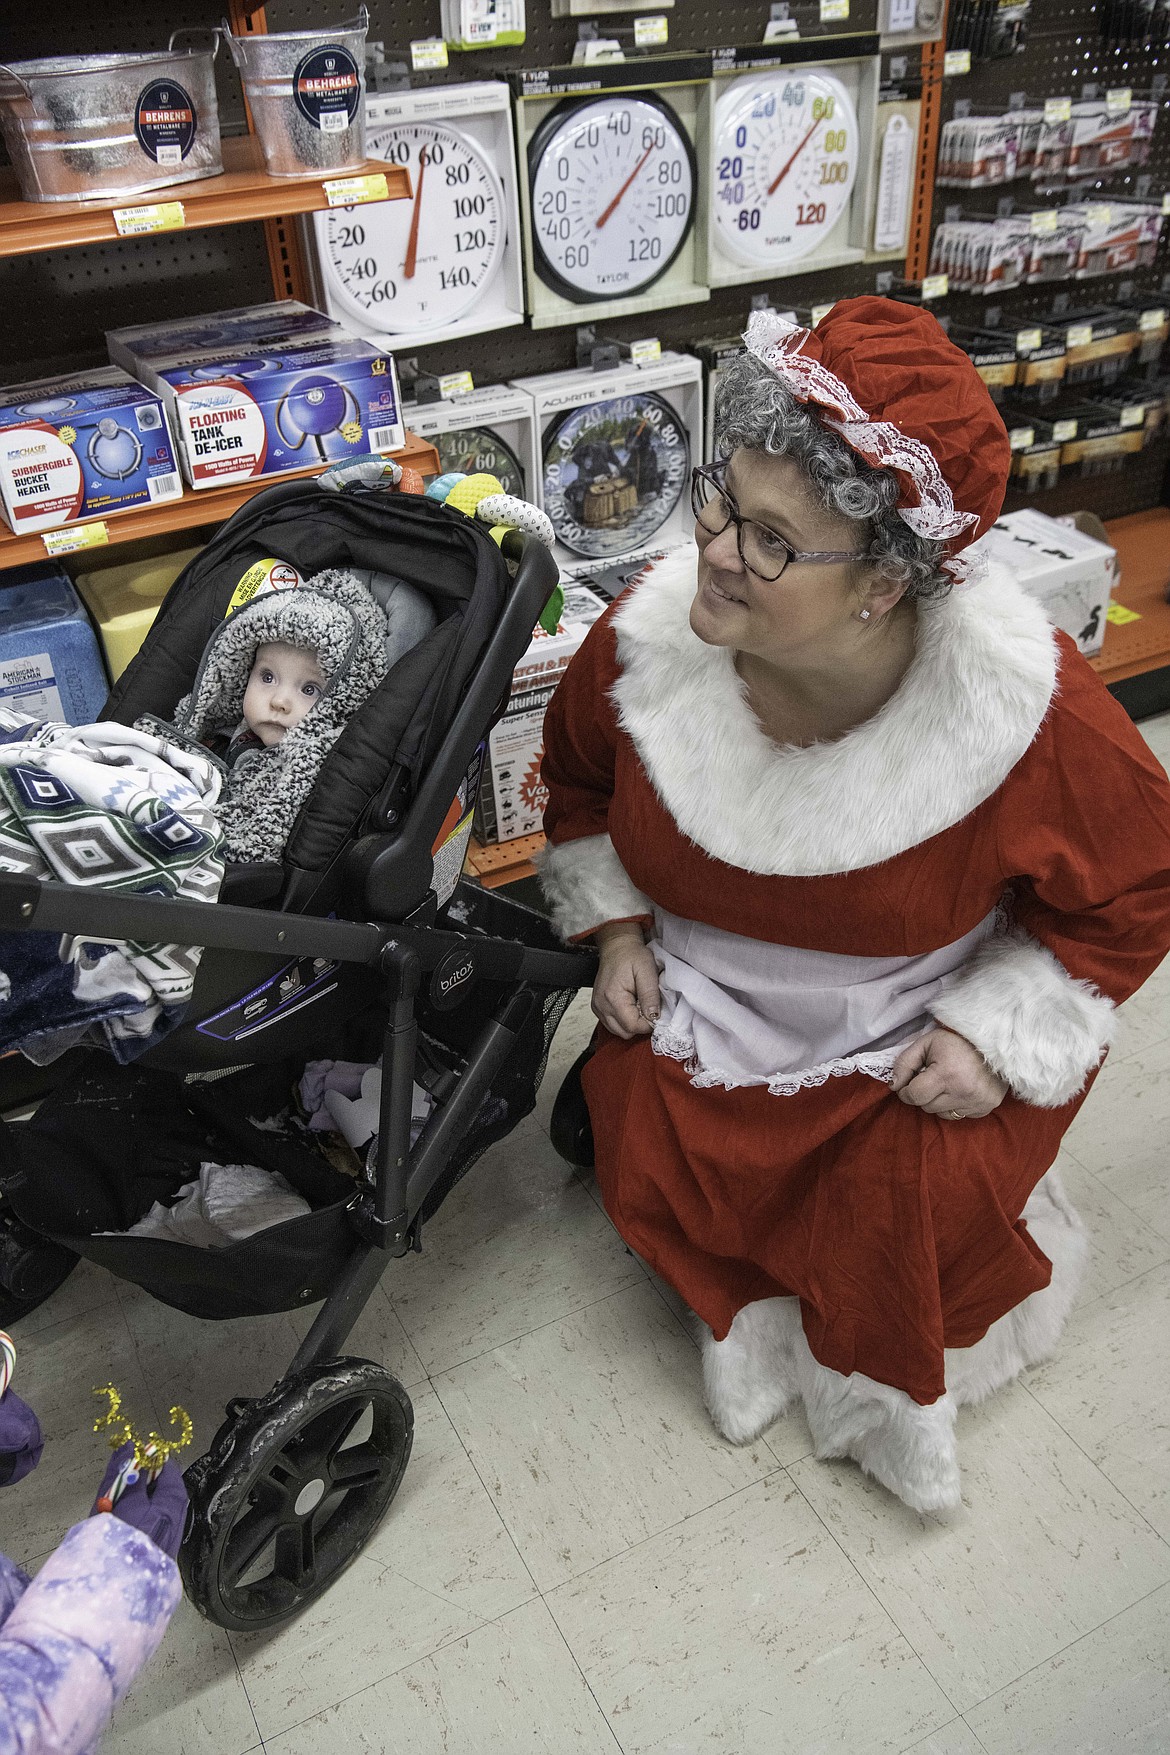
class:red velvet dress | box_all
[539,546,1170,1407]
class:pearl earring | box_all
[858,608,872,621]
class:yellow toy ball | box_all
[444,472,504,516]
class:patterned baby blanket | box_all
[0,709,224,1064]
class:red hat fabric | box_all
[743,297,1010,565]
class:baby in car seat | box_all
[142,567,433,866]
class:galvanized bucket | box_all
[0,33,223,205]
[225,9,368,178]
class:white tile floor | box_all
[5,713,1170,1755]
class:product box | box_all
[473,583,608,844]
[978,507,1116,655]
[510,352,703,578]
[0,562,109,723]
[110,321,403,491]
[0,368,182,535]
[400,383,539,498]
[74,543,201,681]
[106,300,334,371]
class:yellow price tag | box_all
[1120,405,1146,428]
[1030,210,1058,235]
[1066,324,1093,347]
[1138,308,1167,332]
[324,173,390,207]
[1052,418,1078,442]
[1106,86,1132,113]
[820,0,850,19]
[1015,327,1043,352]
[42,521,109,557]
[921,273,948,300]
[634,14,669,45]
[439,370,475,398]
[629,338,662,364]
[1107,602,1142,625]
[1009,426,1035,451]
[112,202,186,237]
[1044,96,1072,124]
[410,39,449,70]
[943,49,971,76]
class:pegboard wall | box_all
[2,0,1166,523]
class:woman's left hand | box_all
[889,1026,1008,1119]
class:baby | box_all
[238,640,326,750]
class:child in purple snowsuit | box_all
[0,1363,185,1755]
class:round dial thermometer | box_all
[321,119,506,335]
[435,425,525,498]
[529,93,696,303]
[542,392,690,559]
[713,70,859,268]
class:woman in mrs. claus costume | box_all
[538,297,1170,1514]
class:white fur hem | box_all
[536,832,653,942]
[701,1168,1087,1513]
[931,928,1115,1107]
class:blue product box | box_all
[0,562,109,725]
[107,300,335,370]
[113,326,404,490]
[0,368,182,535]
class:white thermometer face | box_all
[713,71,859,268]
[321,120,506,334]
[529,93,696,302]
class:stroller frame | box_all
[0,520,598,1630]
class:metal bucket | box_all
[225,9,368,178]
[0,34,223,205]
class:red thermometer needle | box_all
[768,120,821,195]
[595,141,655,228]
[403,145,428,279]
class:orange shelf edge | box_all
[466,832,546,890]
[0,434,441,571]
[0,136,410,259]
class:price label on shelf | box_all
[1139,308,1168,332]
[323,173,390,207]
[1030,210,1058,235]
[1015,327,1043,353]
[1043,96,1073,124]
[810,302,836,325]
[42,521,109,557]
[1120,405,1146,428]
[410,39,449,70]
[634,14,669,45]
[1009,426,1035,451]
[921,273,948,301]
[629,338,662,364]
[1066,324,1093,347]
[1107,602,1142,625]
[886,0,919,31]
[943,48,971,75]
[820,0,850,19]
[112,201,185,237]
[1052,418,1078,443]
[1106,87,1132,114]
[1084,203,1113,227]
[439,370,475,398]
[1162,193,1170,216]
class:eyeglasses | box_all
[690,462,865,583]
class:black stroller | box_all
[0,475,596,1631]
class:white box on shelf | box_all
[977,507,1117,655]
[510,351,703,577]
[303,82,525,353]
[400,382,539,498]
[476,583,609,844]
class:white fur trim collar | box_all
[610,545,1058,877]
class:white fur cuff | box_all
[931,928,1115,1108]
[537,832,653,942]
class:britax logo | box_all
[439,959,474,997]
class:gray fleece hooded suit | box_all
[167,570,388,865]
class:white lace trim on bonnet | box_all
[742,309,981,577]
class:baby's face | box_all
[242,641,325,747]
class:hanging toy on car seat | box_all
[274,372,360,461]
[317,453,426,495]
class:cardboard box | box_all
[0,367,181,534]
[107,300,333,369]
[978,507,1117,656]
[109,315,403,491]
[474,584,608,844]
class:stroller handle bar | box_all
[0,871,596,990]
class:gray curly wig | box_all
[716,351,951,601]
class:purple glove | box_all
[0,1388,43,1486]
[92,1444,189,1561]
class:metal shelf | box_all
[0,136,410,259]
[0,432,441,570]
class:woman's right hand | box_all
[592,922,661,1040]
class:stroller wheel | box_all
[550,1048,596,1169]
[180,1358,413,1631]
[0,1206,79,1327]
